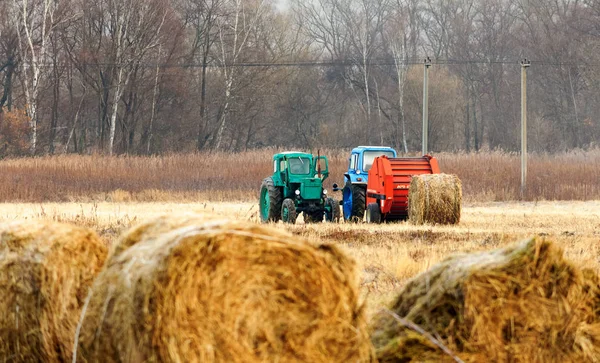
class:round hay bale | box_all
[107,212,214,260]
[408,174,462,225]
[0,220,108,362]
[76,215,372,362]
[371,237,600,362]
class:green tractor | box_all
[260,151,340,224]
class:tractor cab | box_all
[273,152,329,201]
[260,151,339,224]
[333,146,397,222]
[345,146,397,184]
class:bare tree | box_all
[177,0,223,150]
[212,0,267,149]
[14,0,63,153]
[384,0,419,153]
[516,0,587,149]
[290,0,350,59]
[0,0,19,112]
[292,0,392,143]
[420,0,455,59]
[104,0,166,154]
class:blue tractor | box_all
[333,146,397,222]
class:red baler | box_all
[365,155,440,223]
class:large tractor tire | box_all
[342,183,366,222]
[259,177,282,223]
[325,198,341,222]
[366,203,382,224]
[281,198,298,224]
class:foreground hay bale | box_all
[408,174,462,225]
[76,215,371,362]
[107,212,213,259]
[0,220,108,362]
[371,237,600,362]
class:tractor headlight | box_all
[295,190,300,196]
[323,189,328,195]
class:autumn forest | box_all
[0,0,598,156]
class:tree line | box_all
[0,0,599,156]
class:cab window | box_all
[288,157,310,175]
[349,154,357,171]
[363,151,395,171]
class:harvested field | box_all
[75,215,371,362]
[0,200,598,315]
[0,221,107,362]
[0,200,598,360]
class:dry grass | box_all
[438,150,600,201]
[0,149,599,202]
[1,199,598,320]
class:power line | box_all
[19,58,597,69]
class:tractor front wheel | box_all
[281,198,298,224]
[325,198,341,222]
[366,203,382,224]
[342,183,366,222]
[259,177,282,223]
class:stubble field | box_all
[2,151,600,360]
[2,199,598,316]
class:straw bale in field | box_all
[0,220,108,362]
[76,215,371,362]
[408,173,462,225]
[371,237,600,362]
[107,212,215,259]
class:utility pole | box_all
[422,57,432,155]
[520,59,531,199]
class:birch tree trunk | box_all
[106,0,165,155]
[107,5,129,155]
[214,0,266,150]
[361,27,371,133]
[392,38,409,153]
[16,0,55,154]
[147,46,161,154]
[108,67,124,155]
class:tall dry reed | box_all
[0,149,598,202]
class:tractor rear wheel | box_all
[281,198,298,224]
[366,203,382,224]
[259,177,282,223]
[325,198,341,222]
[342,183,366,222]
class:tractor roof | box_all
[273,151,313,159]
[352,146,397,153]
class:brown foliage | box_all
[0,107,30,157]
